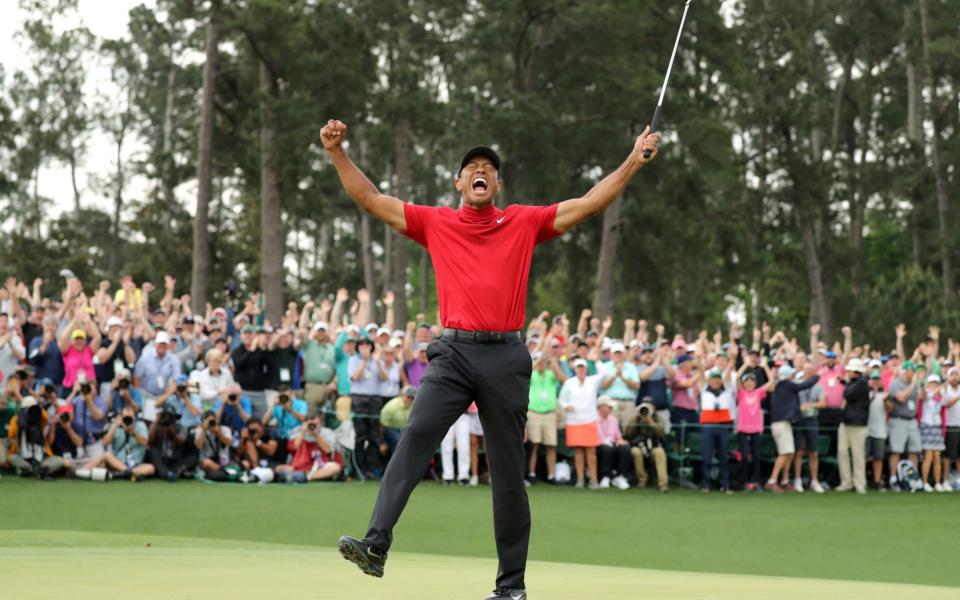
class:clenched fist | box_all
[320,119,347,151]
[632,126,661,163]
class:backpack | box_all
[896,459,923,493]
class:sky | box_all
[1,0,155,218]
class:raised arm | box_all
[553,127,659,233]
[321,119,405,232]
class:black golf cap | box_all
[458,146,500,177]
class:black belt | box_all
[442,328,522,343]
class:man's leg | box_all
[652,447,669,489]
[701,427,716,489]
[364,341,474,553]
[631,447,648,487]
[837,423,852,489]
[475,339,532,591]
[455,414,471,481]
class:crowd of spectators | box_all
[2,274,959,495]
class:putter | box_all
[644,0,693,158]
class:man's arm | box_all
[321,120,406,232]
[553,127,659,233]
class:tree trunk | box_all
[800,211,831,337]
[258,59,284,323]
[69,151,81,212]
[592,194,623,320]
[360,210,376,311]
[391,115,411,327]
[420,247,430,314]
[382,224,393,300]
[190,0,219,312]
[110,122,126,279]
[918,0,955,298]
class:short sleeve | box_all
[515,204,562,245]
[402,203,433,248]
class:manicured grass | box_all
[2,477,957,588]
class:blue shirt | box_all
[348,354,382,396]
[110,421,149,466]
[72,395,107,444]
[270,398,308,439]
[134,350,182,396]
[335,331,353,396]
[599,360,640,401]
[164,393,203,430]
[28,337,65,388]
[212,395,253,432]
[111,387,144,414]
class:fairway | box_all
[2,478,958,599]
[3,530,957,600]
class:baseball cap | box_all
[20,396,38,409]
[182,315,195,324]
[825,351,837,359]
[56,402,74,417]
[415,342,430,352]
[531,351,544,362]
[598,395,617,409]
[388,338,403,349]
[71,329,87,340]
[405,387,417,398]
[116,368,131,380]
[706,368,723,378]
[611,342,625,353]
[869,369,882,380]
[675,354,693,365]
[572,358,588,368]
[312,321,329,332]
[845,358,865,373]
[262,325,274,334]
[947,367,959,377]
[902,360,918,371]
[778,364,796,379]
[671,338,687,351]
[106,316,124,329]
[458,146,500,176]
[926,374,942,384]
[600,340,612,352]
[154,331,171,345]
[365,322,379,332]
[241,325,255,333]
[175,374,189,385]
[377,327,390,337]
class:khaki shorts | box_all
[527,411,558,446]
[771,421,795,455]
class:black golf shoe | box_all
[485,588,527,600]
[337,535,387,578]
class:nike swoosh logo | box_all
[511,594,524,600]
[496,217,505,224]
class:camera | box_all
[80,383,92,395]
[159,410,178,428]
[105,409,117,422]
[122,415,134,427]
[307,423,317,431]
[59,412,70,423]
[205,417,216,429]
[118,380,129,390]
[638,405,651,418]
[177,385,187,393]
[279,394,290,404]
[228,393,238,403]
[43,384,55,394]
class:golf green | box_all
[2,477,957,598]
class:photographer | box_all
[66,377,107,459]
[275,416,342,482]
[628,399,669,492]
[262,383,306,463]
[7,396,62,478]
[212,383,252,441]
[238,417,280,471]
[148,409,194,482]
[87,406,154,480]
[156,374,202,431]
[195,409,233,481]
[44,403,82,477]
[110,369,143,414]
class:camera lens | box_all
[122,416,134,426]
[279,395,289,403]
[118,380,129,389]
[228,394,237,401]
[59,413,69,423]
[177,385,186,393]
[44,385,54,393]
[80,384,91,395]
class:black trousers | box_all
[597,444,633,479]
[352,394,383,476]
[365,336,532,590]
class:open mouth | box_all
[471,177,488,193]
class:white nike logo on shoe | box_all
[496,217,505,224]
[510,593,524,600]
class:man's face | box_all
[155,342,168,358]
[640,349,653,365]
[241,331,254,346]
[0,315,8,332]
[576,344,589,358]
[949,372,960,386]
[574,364,587,378]
[794,352,807,371]
[826,357,837,367]
[715,355,728,371]
[548,342,561,359]
[598,404,612,419]
[279,332,292,348]
[416,326,431,343]
[72,336,86,351]
[804,362,817,378]
[455,157,499,207]
[30,307,44,323]
[901,369,914,383]
[313,329,328,343]
[612,351,624,365]
[43,319,58,335]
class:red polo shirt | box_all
[403,202,561,331]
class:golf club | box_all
[644,0,693,158]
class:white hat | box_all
[868,359,882,369]
[948,367,959,377]
[628,339,640,348]
[20,396,38,409]
[377,327,390,337]
[531,351,544,362]
[312,321,328,332]
[388,338,402,349]
[845,358,866,373]
[778,364,796,379]
[392,329,405,338]
[154,331,170,345]
[116,368,132,380]
[611,342,626,353]
[598,395,618,409]
[106,316,124,329]
[926,373,942,384]
[364,322,379,331]
[601,341,612,352]
[572,358,588,368]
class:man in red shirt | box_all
[324,118,659,600]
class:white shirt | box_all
[189,367,235,404]
[558,374,604,425]
[920,396,943,427]
[943,384,960,427]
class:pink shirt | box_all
[818,364,846,409]
[596,414,623,445]
[671,370,699,411]
[63,345,95,388]
[736,388,767,434]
